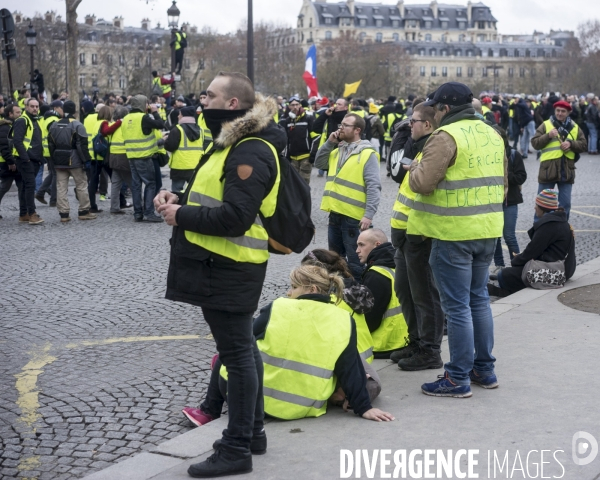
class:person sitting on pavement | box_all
[164,106,204,193]
[182,265,394,436]
[300,249,381,403]
[47,101,97,223]
[356,228,409,360]
[491,189,576,296]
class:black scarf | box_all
[202,108,247,140]
[550,115,574,140]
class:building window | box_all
[91,73,98,87]
[79,53,85,66]
[91,53,98,65]
[425,21,432,29]
[392,20,399,28]
[375,19,383,28]
[119,76,126,89]
[456,66,462,77]
[108,76,113,88]
[441,21,448,29]
[477,34,485,42]
[468,67,473,78]
[119,55,125,66]
[419,49,425,56]
[360,19,367,27]
[79,74,86,87]
[134,56,140,67]
[107,54,113,65]
[546,67,551,77]
[458,34,466,42]
[455,49,462,56]
[359,32,366,42]
[519,68,525,77]
[420,66,426,77]
[430,49,437,56]
[325,17,332,24]
[466,49,473,57]
[431,66,437,77]
[508,68,514,77]
[441,49,447,56]
[482,68,488,77]
[375,33,383,43]
[425,34,432,42]
[442,67,448,77]
[478,21,485,29]
[392,33,399,41]
[325,31,332,40]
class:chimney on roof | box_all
[190,25,198,34]
[141,18,150,30]
[430,0,438,19]
[45,11,56,23]
[13,11,23,24]
[397,0,405,17]
[113,16,124,29]
[84,14,96,26]
[347,0,355,16]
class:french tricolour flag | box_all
[302,45,319,98]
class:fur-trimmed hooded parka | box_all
[166,94,287,313]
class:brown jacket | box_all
[531,121,587,184]
[408,130,508,197]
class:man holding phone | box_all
[315,113,381,279]
[389,103,445,371]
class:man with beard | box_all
[531,100,587,220]
[154,72,286,478]
[315,113,381,280]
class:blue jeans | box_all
[171,178,186,192]
[493,204,520,266]
[536,182,572,221]
[520,121,535,157]
[430,238,497,385]
[585,122,598,153]
[328,212,364,280]
[35,162,44,191]
[130,158,157,218]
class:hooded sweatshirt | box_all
[361,242,396,332]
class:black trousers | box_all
[175,49,184,74]
[37,158,57,203]
[14,158,41,216]
[391,228,445,354]
[0,171,24,216]
[200,308,264,459]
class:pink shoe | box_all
[182,407,214,428]
[210,354,219,371]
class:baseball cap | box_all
[422,82,473,107]
[51,100,64,109]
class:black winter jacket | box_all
[505,148,527,206]
[0,120,15,165]
[279,111,315,158]
[252,294,372,416]
[361,242,396,333]
[166,96,287,312]
[500,211,576,293]
[12,112,43,162]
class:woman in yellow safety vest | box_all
[181,265,394,445]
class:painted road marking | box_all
[13,334,213,479]
[571,210,600,220]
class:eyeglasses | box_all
[338,123,356,129]
[409,118,427,125]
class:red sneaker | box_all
[182,407,214,427]
[210,354,219,371]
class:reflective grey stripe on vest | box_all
[326,176,366,193]
[436,176,504,190]
[261,351,334,379]
[180,134,204,151]
[263,387,327,409]
[383,306,403,320]
[323,191,366,209]
[111,142,125,146]
[391,210,408,222]
[360,347,374,361]
[291,122,308,127]
[410,197,503,217]
[541,146,562,153]
[188,191,266,249]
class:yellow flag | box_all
[343,80,362,98]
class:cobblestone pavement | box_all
[1,154,599,479]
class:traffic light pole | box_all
[1,10,14,95]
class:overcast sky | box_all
[5,0,588,36]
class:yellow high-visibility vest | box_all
[320,146,378,221]
[333,295,374,364]
[368,266,408,353]
[108,122,126,155]
[11,115,33,158]
[169,124,204,170]
[390,152,422,230]
[121,112,159,159]
[153,77,171,96]
[41,116,59,158]
[83,113,103,161]
[406,119,505,241]
[539,120,579,162]
[185,136,280,264]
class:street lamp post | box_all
[167,1,180,97]
[25,21,36,85]
[486,63,504,93]
[247,0,254,84]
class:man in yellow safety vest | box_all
[407,82,506,398]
